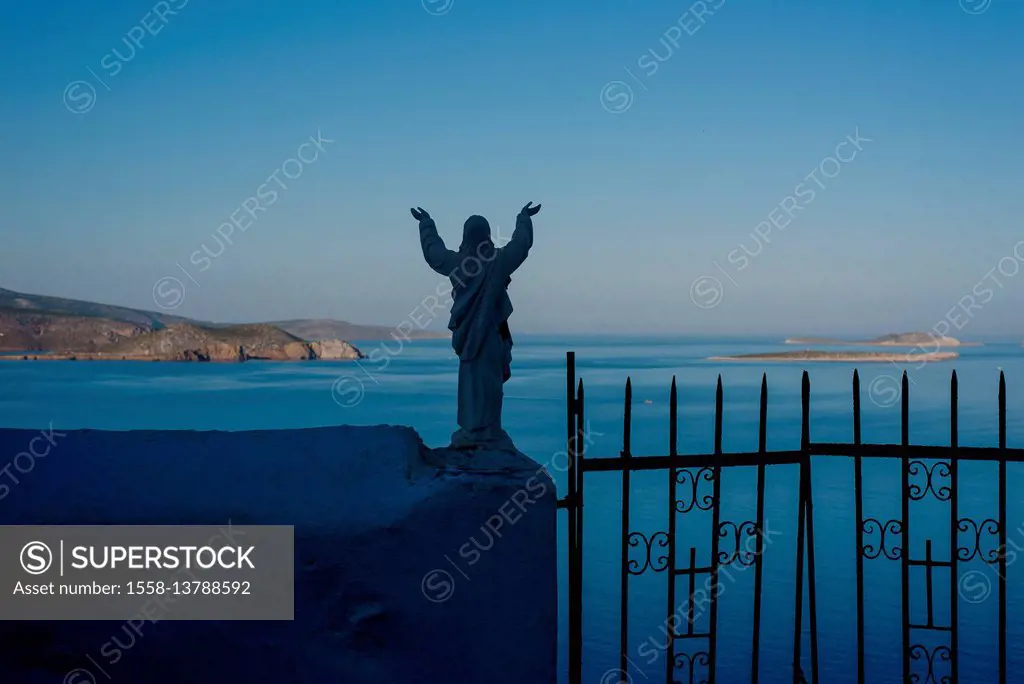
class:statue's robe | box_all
[418,212,534,451]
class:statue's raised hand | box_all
[519,202,542,217]
[410,207,431,222]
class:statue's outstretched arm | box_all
[498,202,539,276]
[412,207,461,275]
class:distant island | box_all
[711,350,959,363]
[0,286,445,362]
[784,332,979,347]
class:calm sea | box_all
[1,335,1022,684]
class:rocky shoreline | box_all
[0,354,361,362]
[0,330,364,362]
[0,343,365,362]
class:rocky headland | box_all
[0,286,446,360]
[0,287,374,362]
[0,323,363,362]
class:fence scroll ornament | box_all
[956,518,1001,564]
[907,460,952,501]
[860,518,903,560]
[909,644,952,684]
[673,651,711,684]
[674,467,716,513]
[717,521,759,567]
[628,532,670,575]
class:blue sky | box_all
[2,0,1023,337]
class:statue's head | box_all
[460,215,493,256]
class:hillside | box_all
[0,308,150,352]
[274,318,449,341]
[0,287,190,329]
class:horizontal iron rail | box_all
[582,451,804,471]
[809,443,1024,460]
[577,445,1024,473]
[908,558,952,568]
[676,566,714,576]
[909,624,952,632]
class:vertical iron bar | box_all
[793,372,810,683]
[620,378,631,682]
[901,371,911,684]
[667,377,678,684]
[853,370,865,684]
[576,380,586,681]
[577,378,585,513]
[802,371,819,684]
[793,456,807,683]
[715,374,724,455]
[998,371,1006,684]
[759,373,769,453]
[805,470,819,673]
[566,352,580,684]
[670,377,678,457]
[623,377,632,456]
[925,539,934,627]
[687,547,697,637]
[751,374,767,684]
[709,375,724,683]
[853,369,862,445]
[802,371,811,452]
[950,370,958,684]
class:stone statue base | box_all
[450,426,518,454]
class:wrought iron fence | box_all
[558,351,1021,684]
